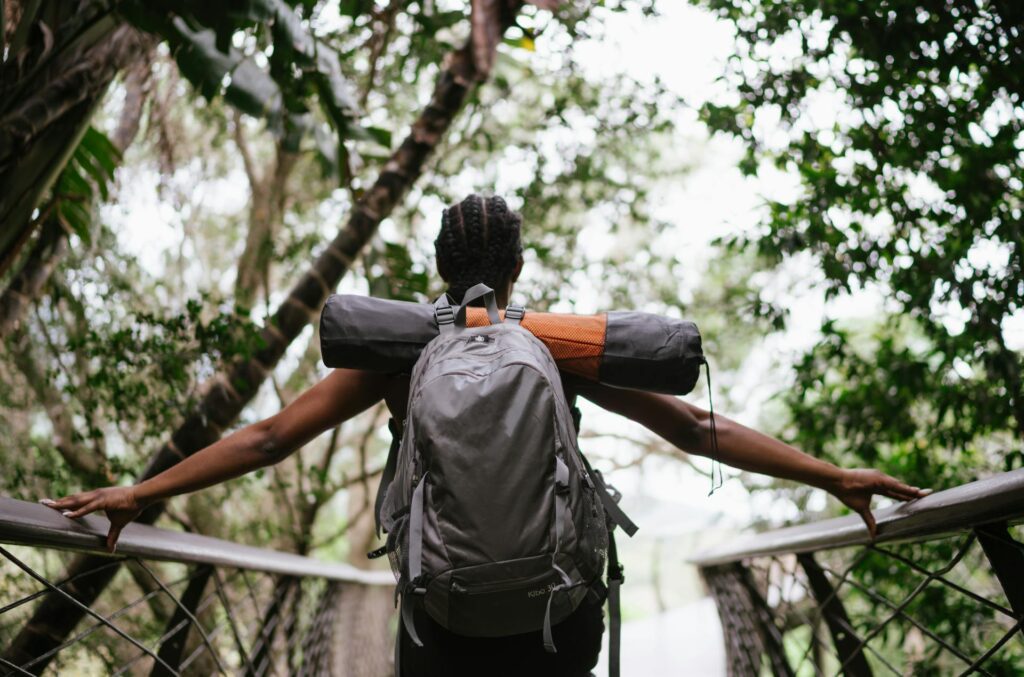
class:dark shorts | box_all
[398,591,605,677]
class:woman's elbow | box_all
[250,418,290,464]
[662,401,711,454]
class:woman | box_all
[43,194,928,676]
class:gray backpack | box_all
[372,283,638,674]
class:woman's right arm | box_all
[41,368,391,551]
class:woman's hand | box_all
[828,469,931,539]
[40,487,146,553]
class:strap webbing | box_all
[569,392,626,677]
[394,608,403,675]
[400,592,423,647]
[456,283,501,326]
[373,417,402,539]
[543,456,574,653]
[401,473,428,652]
[580,456,639,537]
[409,472,428,582]
[542,587,559,653]
[608,529,623,677]
[553,456,570,552]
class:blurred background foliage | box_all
[0,0,1021,671]
[691,0,1022,506]
[690,0,1023,669]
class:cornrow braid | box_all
[434,194,523,303]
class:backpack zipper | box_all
[450,569,553,596]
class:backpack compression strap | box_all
[399,471,429,648]
[608,528,624,677]
[570,396,628,677]
[372,417,403,540]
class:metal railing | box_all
[691,469,1024,676]
[0,496,394,676]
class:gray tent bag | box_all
[373,284,638,677]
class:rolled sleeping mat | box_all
[319,294,705,395]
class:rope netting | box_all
[701,524,1024,676]
[0,544,393,676]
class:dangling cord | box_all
[705,359,723,496]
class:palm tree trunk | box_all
[2,5,524,670]
[0,25,153,338]
[0,14,146,274]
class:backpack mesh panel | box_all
[386,514,409,583]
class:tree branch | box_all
[6,6,525,664]
[8,328,109,482]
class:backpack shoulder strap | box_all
[373,416,403,539]
[607,527,624,677]
[568,391,582,435]
[567,390,638,536]
[570,389,625,677]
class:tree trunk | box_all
[0,12,148,275]
[233,129,301,310]
[2,5,525,670]
[0,214,68,338]
[0,33,153,340]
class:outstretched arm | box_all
[566,375,929,537]
[42,368,391,551]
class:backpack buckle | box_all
[505,304,525,325]
[435,304,455,326]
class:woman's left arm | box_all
[567,375,929,537]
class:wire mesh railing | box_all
[0,496,394,676]
[692,469,1024,676]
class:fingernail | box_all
[61,511,74,518]
[39,498,55,506]
[920,488,933,495]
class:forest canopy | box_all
[0,0,1022,673]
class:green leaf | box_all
[169,17,238,98]
[225,57,283,119]
[313,123,338,177]
[347,125,391,148]
[79,126,121,177]
[314,47,359,132]
[337,0,373,18]
[503,35,536,52]
[57,165,93,200]
[57,200,91,245]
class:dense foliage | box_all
[693,0,1022,487]
[4,0,1020,670]
[692,0,1024,670]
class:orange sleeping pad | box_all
[463,307,606,381]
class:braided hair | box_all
[434,194,523,303]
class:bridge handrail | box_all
[690,469,1024,676]
[0,495,393,586]
[690,467,1024,566]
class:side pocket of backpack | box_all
[386,509,410,584]
[577,480,609,582]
